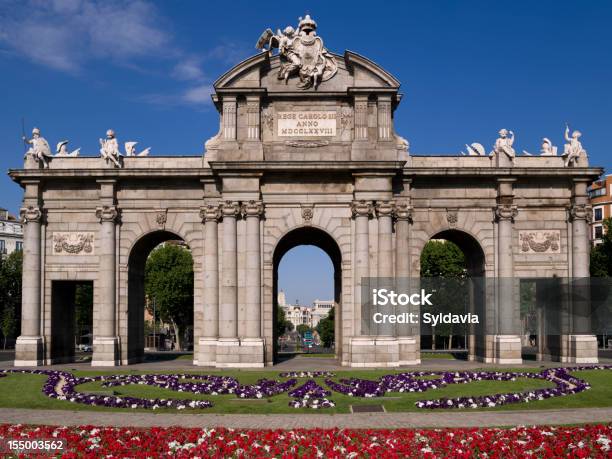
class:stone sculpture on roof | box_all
[256,14,338,89]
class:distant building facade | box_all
[278,291,332,330]
[588,174,612,244]
[0,208,23,257]
[311,299,334,328]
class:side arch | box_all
[124,230,193,363]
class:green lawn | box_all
[0,368,609,414]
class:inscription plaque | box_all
[277,111,336,137]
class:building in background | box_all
[588,174,612,245]
[278,291,333,330]
[311,299,334,328]
[0,208,23,257]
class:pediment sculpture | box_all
[256,14,338,89]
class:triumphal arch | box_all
[11,16,601,367]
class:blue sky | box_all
[1,1,610,304]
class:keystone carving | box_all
[301,205,314,223]
[446,209,458,227]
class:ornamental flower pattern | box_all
[1,424,611,457]
[1,365,610,412]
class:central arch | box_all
[272,226,342,363]
[126,230,193,363]
[419,229,487,360]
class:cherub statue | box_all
[540,138,557,156]
[22,127,52,168]
[522,138,557,156]
[124,141,150,157]
[490,128,515,159]
[562,124,586,167]
[55,140,80,157]
[99,129,121,167]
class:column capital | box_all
[395,201,413,222]
[220,200,241,218]
[568,203,592,222]
[375,200,395,218]
[351,200,373,218]
[242,200,264,218]
[199,203,221,223]
[494,204,518,222]
[95,205,119,223]
[19,205,43,223]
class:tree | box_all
[276,306,294,337]
[420,240,467,349]
[591,218,612,277]
[74,284,93,345]
[145,244,194,350]
[0,250,22,348]
[316,307,335,348]
[1,307,17,350]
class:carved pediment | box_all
[214,51,400,93]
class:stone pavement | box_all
[1,407,611,429]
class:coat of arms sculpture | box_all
[256,14,338,89]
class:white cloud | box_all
[182,84,214,104]
[172,57,205,82]
[0,1,248,107]
[0,0,171,72]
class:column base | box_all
[398,337,420,365]
[567,335,598,363]
[14,336,44,366]
[493,335,522,364]
[349,336,400,367]
[215,338,265,368]
[196,338,217,367]
[92,337,120,366]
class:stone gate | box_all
[10,16,601,367]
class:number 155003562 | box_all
[0,438,66,454]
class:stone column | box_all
[198,203,220,366]
[246,97,260,141]
[494,178,521,363]
[376,200,395,338]
[243,200,263,338]
[92,204,119,366]
[14,204,44,366]
[567,178,598,363]
[240,200,265,367]
[352,200,371,337]
[219,201,240,340]
[395,201,418,364]
[351,200,377,366]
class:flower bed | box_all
[1,365,610,412]
[0,423,610,458]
